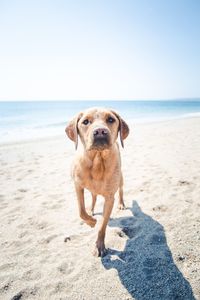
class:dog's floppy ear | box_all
[65,113,82,150]
[111,110,129,148]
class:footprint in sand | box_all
[48,193,62,199]
[14,196,23,201]
[0,280,13,294]
[8,215,19,224]
[0,202,7,209]
[36,221,48,230]
[40,234,58,244]
[57,261,74,275]
[0,262,15,271]
[8,206,21,215]
[178,180,191,186]
[10,287,38,300]
[18,230,29,238]
[21,269,41,281]
[152,205,168,212]
[41,201,48,207]
[18,188,28,193]
[50,204,62,209]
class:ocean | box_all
[0,100,200,144]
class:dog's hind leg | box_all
[118,174,126,210]
[90,194,97,215]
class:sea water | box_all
[0,100,200,144]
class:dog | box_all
[65,107,129,256]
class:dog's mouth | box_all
[90,136,110,150]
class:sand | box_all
[0,117,200,300]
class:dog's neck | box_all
[83,145,118,181]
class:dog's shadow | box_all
[102,201,195,300]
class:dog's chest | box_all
[90,153,105,180]
[79,153,120,196]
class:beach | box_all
[0,116,200,299]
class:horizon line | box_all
[0,98,200,102]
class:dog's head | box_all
[65,107,129,150]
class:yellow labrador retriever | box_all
[65,107,129,256]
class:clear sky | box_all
[0,0,199,101]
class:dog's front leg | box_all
[94,196,114,257]
[75,185,97,228]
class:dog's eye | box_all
[107,117,115,123]
[83,119,89,125]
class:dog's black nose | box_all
[93,128,108,137]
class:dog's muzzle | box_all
[92,127,110,148]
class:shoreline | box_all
[1,115,200,148]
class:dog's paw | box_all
[117,202,126,210]
[85,216,97,228]
[93,240,107,257]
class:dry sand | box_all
[0,117,200,300]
